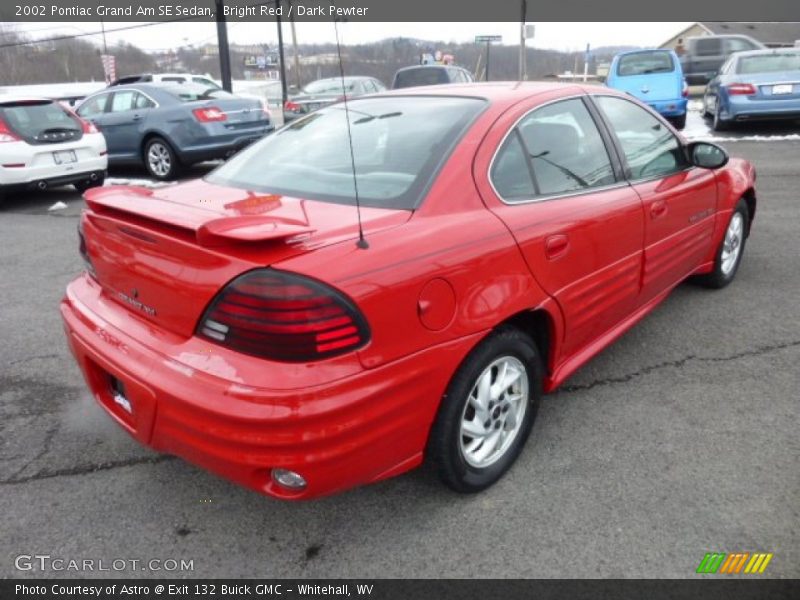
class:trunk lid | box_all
[82,179,410,337]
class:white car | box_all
[0,95,107,199]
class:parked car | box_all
[284,76,385,123]
[110,73,221,89]
[0,95,107,200]
[679,35,765,85]
[703,48,800,131]
[62,83,756,500]
[392,65,475,89]
[606,49,689,129]
[76,83,273,180]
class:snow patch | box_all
[104,178,177,189]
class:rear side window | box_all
[393,68,448,88]
[491,134,536,200]
[617,52,675,76]
[0,100,81,140]
[134,93,156,109]
[595,96,687,180]
[694,38,722,56]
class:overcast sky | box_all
[16,21,690,52]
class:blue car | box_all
[703,48,800,131]
[606,49,689,129]
[76,83,274,180]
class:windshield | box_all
[303,79,356,95]
[0,100,81,139]
[737,53,800,74]
[617,52,675,76]
[394,68,449,88]
[162,85,233,102]
[206,96,485,209]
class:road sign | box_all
[524,24,536,39]
[475,35,502,43]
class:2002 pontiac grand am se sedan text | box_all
[60,82,756,499]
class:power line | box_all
[0,1,281,50]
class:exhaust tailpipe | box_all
[37,181,48,190]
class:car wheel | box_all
[427,326,542,493]
[74,175,105,193]
[697,198,749,289]
[712,98,729,132]
[144,137,180,180]
[702,96,712,119]
[672,113,687,130]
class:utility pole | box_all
[275,0,289,106]
[518,0,526,81]
[215,0,232,92]
[289,0,301,90]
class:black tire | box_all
[671,113,687,130]
[74,175,105,193]
[696,198,749,289]
[712,98,729,132]
[143,136,180,180]
[427,326,543,493]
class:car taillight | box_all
[682,80,689,98]
[80,118,99,134]
[197,269,370,362]
[0,116,20,143]
[726,83,757,96]
[77,220,96,278]
[193,107,227,122]
[284,100,301,112]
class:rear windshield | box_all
[616,52,675,76]
[206,96,485,209]
[161,85,233,102]
[393,68,449,88]
[0,100,80,139]
[737,53,800,74]
[303,80,357,95]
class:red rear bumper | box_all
[60,275,480,499]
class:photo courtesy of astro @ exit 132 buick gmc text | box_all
[0,0,798,598]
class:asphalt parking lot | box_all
[1,110,798,579]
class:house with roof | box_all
[662,22,800,49]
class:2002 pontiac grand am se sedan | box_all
[61,82,756,500]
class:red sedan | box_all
[61,83,756,499]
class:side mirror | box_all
[688,141,729,169]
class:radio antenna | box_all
[333,16,369,249]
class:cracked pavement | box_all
[1,144,798,578]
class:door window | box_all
[516,98,616,196]
[77,94,109,117]
[110,91,136,113]
[725,37,755,53]
[595,96,688,180]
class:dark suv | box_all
[680,35,766,85]
[391,65,475,89]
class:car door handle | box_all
[132,114,142,122]
[650,200,668,219]
[544,234,569,260]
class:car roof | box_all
[731,47,800,58]
[395,65,455,72]
[0,95,55,105]
[615,48,675,57]
[378,81,610,109]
